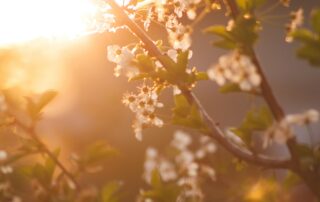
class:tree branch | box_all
[222,0,320,197]
[10,114,79,189]
[106,0,292,169]
[223,0,301,168]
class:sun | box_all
[0,0,111,46]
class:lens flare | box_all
[0,0,101,45]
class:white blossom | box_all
[286,8,304,42]
[171,130,192,150]
[159,160,177,181]
[176,149,194,166]
[195,136,216,159]
[167,22,192,51]
[107,45,138,78]
[122,84,164,140]
[1,165,13,174]
[0,150,7,161]
[208,51,261,91]
[187,162,199,177]
[263,119,293,148]
[200,165,216,181]
[143,147,158,183]
[286,109,319,125]
[12,197,22,202]
[142,131,216,201]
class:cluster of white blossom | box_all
[168,22,192,51]
[264,109,319,147]
[107,45,139,78]
[141,0,203,50]
[143,0,202,23]
[143,147,177,184]
[142,131,216,201]
[207,51,261,91]
[122,84,164,141]
[86,0,116,33]
[90,13,116,33]
[285,8,304,42]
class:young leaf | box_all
[231,106,273,145]
[176,50,189,73]
[26,90,58,120]
[135,54,155,72]
[230,15,259,47]
[311,8,320,34]
[195,72,209,81]
[78,141,117,173]
[101,181,122,202]
[172,94,207,130]
[204,25,232,40]
[37,90,58,112]
[219,83,241,93]
[236,0,266,12]
[151,169,162,189]
[212,39,237,50]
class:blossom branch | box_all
[223,0,300,165]
[223,0,320,197]
[106,0,292,169]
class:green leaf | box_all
[101,181,122,202]
[172,94,207,131]
[283,171,301,190]
[195,72,209,81]
[291,10,320,67]
[176,50,189,73]
[219,83,241,93]
[232,106,273,145]
[37,90,58,112]
[230,15,259,47]
[173,94,190,117]
[236,0,266,11]
[29,148,60,188]
[204,25,232,40]
[291,29,317,44]
[212,39,237,50]
[151,169,162,189]
[79,141,117,172]
[296,44,320,67]
[25,90,58,120]
[135,54,155,72]
[142,170,181,202]
[311,8,320,34]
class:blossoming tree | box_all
[0,0,320,201]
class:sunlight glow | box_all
[247,182,265,201]
[0,0,101,45]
